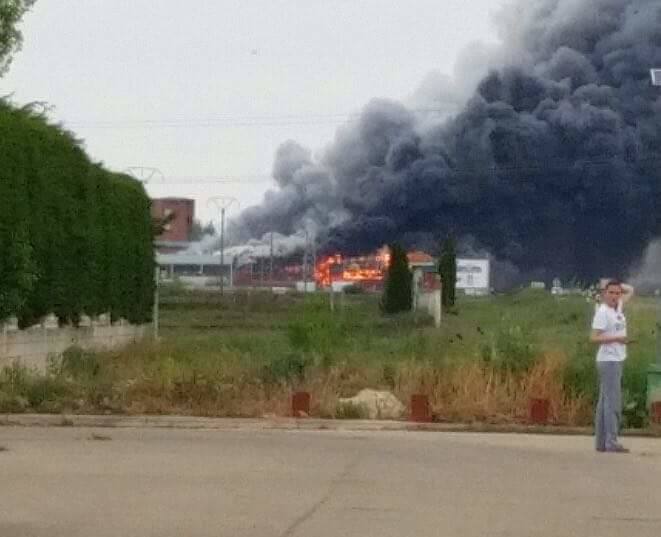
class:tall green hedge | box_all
[0,100,154,326]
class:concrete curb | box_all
[2,413,660,437]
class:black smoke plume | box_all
[235,0,661,286]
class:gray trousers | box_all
[595,361,623,451]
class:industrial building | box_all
[156,253,234,288]
[151,197,195,253]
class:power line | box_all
[62,107,455,130]
[149,155,661,185]
[20,155,661,187]
[152,174,272,184]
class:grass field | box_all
[1,288,658,427]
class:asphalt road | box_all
[1,427,661,537]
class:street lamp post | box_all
[652,279,661,371]
[301,229,316,294]
[302,230,309,293]
[207,196,238,296]
[270,231,274,284]
[647,68,661,417]
[651,68,661,367]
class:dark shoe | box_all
[606,445,630,453]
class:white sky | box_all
[2,0,505,223]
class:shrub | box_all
[562,340,597,401]
[287,322,312,352]
[59,346,101,380]
[481,325,537,373]
[336,401,369,419]
[0,362,76,412]
[343,284,364,295]
[261,353,310,385]
[438,236,457,308]
[381,244,412,314]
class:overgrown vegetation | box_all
[0,99,155,326]
[1,289,656,428]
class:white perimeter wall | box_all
[0,317,147,371]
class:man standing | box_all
[590,280,634,453]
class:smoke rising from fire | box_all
[232,0,661,285]
[629,239,661,292]
[185,229,311,267]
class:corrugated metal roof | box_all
[152,197,195,203]
[157,253,234,266]
[154,240,192,248]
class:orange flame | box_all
[315,248,391,287]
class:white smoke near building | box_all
[185,230,311,267]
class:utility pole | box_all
[207,196,238,296]
[647,68,661,415]
[654,289,661,367]
[220,207,226,292]
[651,68,661,366]
[312,237,317,291]
[302,230,309,293]
[124,166,165,337]
[330,285,335,312]
[270,232,274,284]
[123,166,165,185]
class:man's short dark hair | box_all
[605,279,622,290]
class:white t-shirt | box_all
[591,302,627,362]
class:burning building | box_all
[315,248,435,292]
[231,0,661,288]
[315,249,390,291]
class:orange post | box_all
[292,391,310,418]
[410,394,432,422]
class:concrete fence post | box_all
[1,317,18,366]
[432,289,442,328]
[93,314,110,351]
[1,321,6,360]
[153,266,160,341]
[43,313,58,360]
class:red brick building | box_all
[151,198,195,242]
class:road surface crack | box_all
[279,453,363,537]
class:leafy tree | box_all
[381,243,412,314]
[438,236,457,308]
[0,0,36,76]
